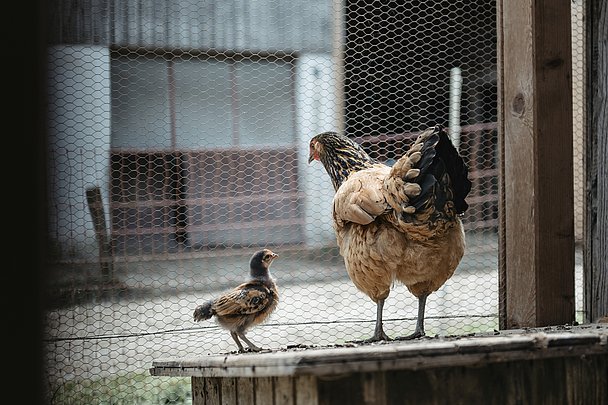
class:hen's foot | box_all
[348,331,392,344]
[236,346,263,354]
[395,331,425,340]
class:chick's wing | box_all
[213,282,273,317]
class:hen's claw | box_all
[395,331,425,340]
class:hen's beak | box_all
[270,252,279,259]
[308,141,316,164]
[308,146,317,164]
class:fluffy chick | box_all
[193,249,279,352]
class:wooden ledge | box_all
[150,324,607,378]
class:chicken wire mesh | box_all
[43,0,585,403]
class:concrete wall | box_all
[47,45,112,260]
[296,54,341,248]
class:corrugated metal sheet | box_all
[48,0,333,52]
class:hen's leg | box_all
[370,298,391,341]
[238,332,262,352]
[350,298,391,343]
[230,331,245,352]
[397,293,428,340]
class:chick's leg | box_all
[238,332,262,352]
[230,331,245,353]
[397,293,428,340]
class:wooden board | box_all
[498,0,575,328]
[585,0,608,323]
[150,325,607,378]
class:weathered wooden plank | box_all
[533,0,575,327]
[274,376,294,405]
[235,377,254,405]
[496,0,508,331]
[387,355,607,405]
[294,375,318,405]
[192,377,205,405]
[221,378,236,404]
[203,377,221,404]
[361,372,386,405]
[255,376,274,404]
[565,354,608,404]
[317,373,363,405]
[498,0,575,329]
[188,353,608,405]
[168,327,608,405]
[85,185,113,282]
[499,0,537,329]
[150,325,608,378]
[585,0,608,323]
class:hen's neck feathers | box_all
[316,132,378,190]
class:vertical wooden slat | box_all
[361,372,386,405]
[204,377,221,405]
[274,376,294,405]
[85,185,113,282]
[192,377,205,405]
[585,0,608,323]
[498,0,575,328]
[294,375,318,405]
[221,378,237,404]
[255,376,274,405]
[534,2,575,325]
[236,377,255,405]
[499,0,538,328]
[497,0,508,330]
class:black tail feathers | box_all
[193,300,215,322]
[406,125,472,215]
[434,125,472,214]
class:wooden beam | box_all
[498,0,575,328]
[150,325,608,378]
[85,185,113,283]
[585,0,608,323]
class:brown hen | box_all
[193,249,279,352]
[308,125,471,342]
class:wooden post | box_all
[86,185,113,283]
[585,0,608,323]
[498,1,575,328]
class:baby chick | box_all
[193,249,279,352]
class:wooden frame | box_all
[498,0,575,328]
[584,0,608,323]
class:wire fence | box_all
[43,0,585,403]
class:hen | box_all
[193,249,279,352]
[308,125,471,341]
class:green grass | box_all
[50,372,191,405]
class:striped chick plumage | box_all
[193,249,279,352]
